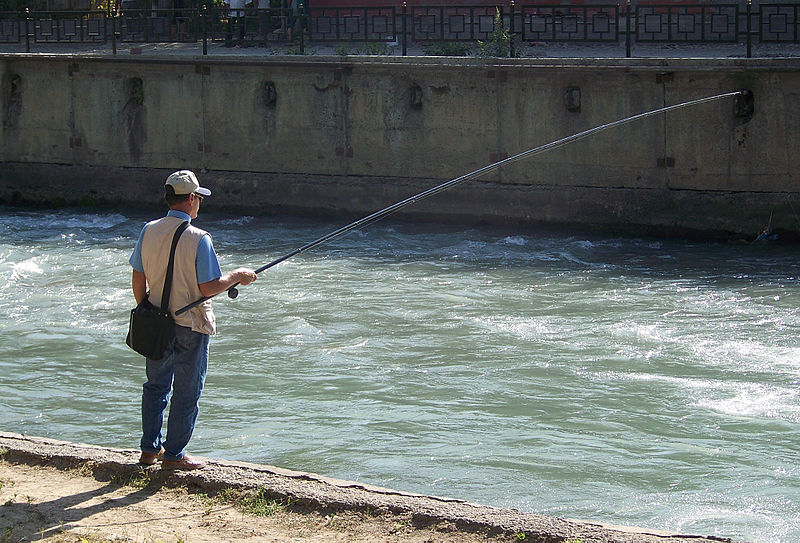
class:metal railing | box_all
[635,4,739,42]
[409,5,504,42]
[520,5,620,42]
[1,2,799,57]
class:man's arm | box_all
[132,269,148,304]
[198,267,257,299]
[195,234,256,300]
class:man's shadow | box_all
[1,464,185,541]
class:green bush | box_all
[360,40,390,55]
[422,41,473,57]
[477,8,511,58]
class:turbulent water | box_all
[1,206,798,542]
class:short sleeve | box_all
[129,225,147,272]
[196,234,222,284]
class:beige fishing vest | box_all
[140,216,216,335]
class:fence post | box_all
[299,3,305,54]
[111,11,117,55]
[625,0,631,58]
[402,1,407,56]
[24,7,31,53]
[746,0,752,58]
[202,3,208,55]
[509,1,515,58]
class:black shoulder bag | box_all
[126,221,190,359]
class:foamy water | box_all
[0,207,798,542]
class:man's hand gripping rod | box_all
[175,90,749,317]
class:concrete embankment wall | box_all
[0,431,737,543]
[1,54,799,238]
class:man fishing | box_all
[130,170,257,470]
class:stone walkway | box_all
[1,37,799,59]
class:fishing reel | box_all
[227,287,239,299]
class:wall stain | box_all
[3,73,22,129]
[122,77,146,161]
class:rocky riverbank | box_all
[0,432,741,543]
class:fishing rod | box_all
[176,89,748,316]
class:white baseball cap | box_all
[165,170,211,197]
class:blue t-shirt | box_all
[129,210,222,284]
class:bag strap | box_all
[160,221,190,315]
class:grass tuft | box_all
[110,470,152,489]
[203,486,291,518]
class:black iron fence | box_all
[1,3,799,57]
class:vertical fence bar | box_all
[667,5,672,41]
[438,6,443,43]
[583,5,587,41]
[509,0,515,58]
[626,0,631,57]
[700,5,705,42]
[202,3,207,55]
[110,0,116,55]
[625,1,630,56]
[299,3,305,54]
[469,6,473,42]
[746,0,751,58]
[401,1,407,56]
[25,8,30,53]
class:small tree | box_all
[477,8,511,58]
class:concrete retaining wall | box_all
[1,54,799,238]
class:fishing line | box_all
[176,89,748,316]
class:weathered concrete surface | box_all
[1,53,799,239]
[0,431,742,543]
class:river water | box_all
[0,205,798,542]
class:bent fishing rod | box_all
[176,89,747,316]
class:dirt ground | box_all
[0,461,507,543]
[0,433,742,543]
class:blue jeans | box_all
[140,325,209,461]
